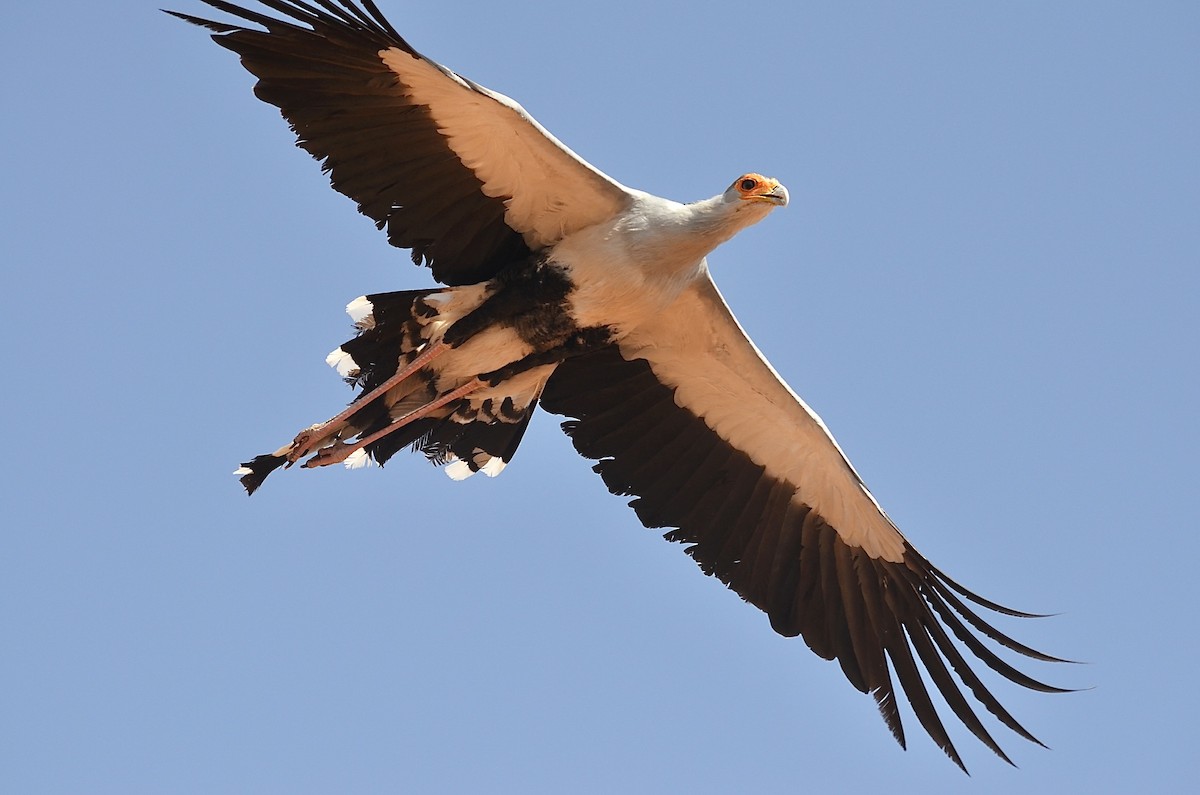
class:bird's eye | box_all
[740,178,758,191]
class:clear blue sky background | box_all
[3,2,1197,792]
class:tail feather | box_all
[235,453,288,495]
[366,401,538,475]
[333,290,436,389]
[344,288,545,476]
[238,286,547,492]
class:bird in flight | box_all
[170,0,1070,770]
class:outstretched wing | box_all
[170,0,635,285]
[540,271,1070,771]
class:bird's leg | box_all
[287,340,449,463]
[478,326,612,385]
[301,377,486,469]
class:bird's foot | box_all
[301,440,357,469]
[286,423,337,465]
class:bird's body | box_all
[172,0,1069,770]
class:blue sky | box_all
[3,1,1197,792]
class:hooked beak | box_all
[746,181,789,207]
[758,183,789,207]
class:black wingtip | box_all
[236,454,288,495]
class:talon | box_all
[302,442,353,468]
[287,424,327,464]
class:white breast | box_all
[552,194,712,336]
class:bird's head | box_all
[678,172,789,253]
[724,173,789,209]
